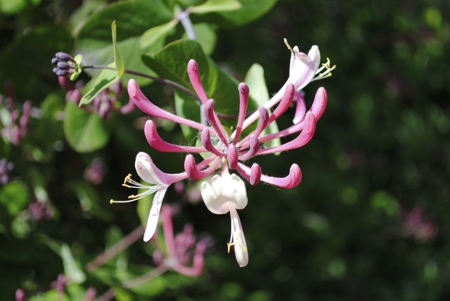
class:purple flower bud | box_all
[84,157,106,185]
[99,99,112,120]
[51,58,59,65]
[56,70,70,77]
[55,52,75,62]
[57,61,71,70]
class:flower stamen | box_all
[110,173,163,204]
[312,58,336,81]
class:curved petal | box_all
[128,79,205,131]
[145,120,206,153]
[238,134,260,161]
[310,87,328,121]
[237,162,302,189]
[234,83,250,144]
[201,128,225,157]
[143,187,168,242]
[293,91,306,124]
[136,152,187,185]
[187,60,208,104]
[210,173,248,210]
[256,111,316,155]
[227,144,238,169]
[204,99,229,146]
[184,154,221,180]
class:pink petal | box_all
[256,111,316,155]
[237,107,268,147]
[128,79,205,131]
[145,120,206,153]
[237,162,302,189]
[233,83,250,144]
[238,134,260,161]
[310,87,327,121]
[227,144,238,169]
[293,91,306,124]
[184,154,221,180]
[187,60,208,104]
[204,99,229,146]
[267,83,295,124]
[201,128,225,157]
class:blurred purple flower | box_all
[0,158,13,184]
[401,206,438,242]
[84,157,106,185]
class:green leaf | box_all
[60,244,86,283]
[0,181,29,216]
[29,290,69,301]
[141,39,258,141]
[79,62,119,106]
[190,0,241,14]
[76,0,172,85]
[111,21,125,77]
[371,190,399,217]
[69,54,83,81]
[196,0,277,28]
[140,19,178,49]
[63,101,109,153]
[244,63,281,149]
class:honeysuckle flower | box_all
[200,172,249,267]
[237,39,335,134]
[128,57,327,188]
[111,152,216,241]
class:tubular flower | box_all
[122,42,333,264]
[200,172,249,267]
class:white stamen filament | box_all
[110,174,163,204]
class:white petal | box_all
[201,178,230,214]
[211,174,247,210]
[307,45,321,72]
[135,153,164,185]
[230,204,248,267]
[143,188,168,241]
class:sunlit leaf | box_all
[140,19,178,49]
[0,181,29,216]
[111,21,125,77]
[79,62,119,106]
[190,0,241,14]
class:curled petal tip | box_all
[311,87,328,121]
[250,163,261,185]
[227,144,238,169]
[238,82,249,94]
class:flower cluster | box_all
[112,40,334,266]
[0,94,31,146]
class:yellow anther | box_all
[227,242,234,253]
[123,173,133,184]
[110,199,114,204]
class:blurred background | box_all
[1,0,449,300]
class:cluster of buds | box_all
[0,93,31,145]
[51,52,77,77]
[112,40,335,267]
[28,199,53,221]
[151,205,211,276]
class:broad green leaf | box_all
[244,63,281,148]
[141,39,258,139]
[111,21,125,77]
[60,244,86,283]
[76,0,172,85]
[196,0,277,28]
[190,0,241,14]
[174,91,201,143]
[63,101,109,153]
[79,62,119,106]
[140,19,178,49]
[29,290,69,301]
[0,181,29,216]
